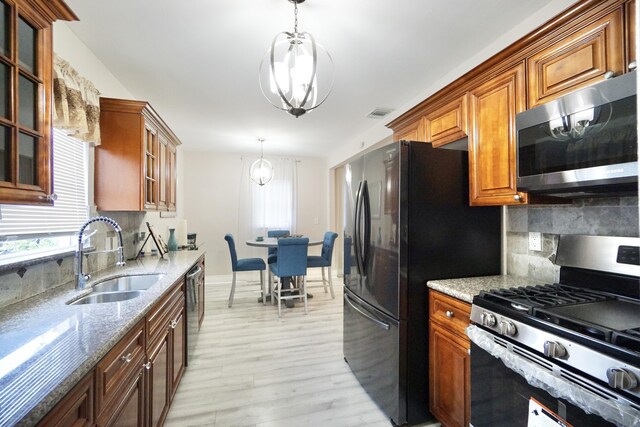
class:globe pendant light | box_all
[250,139,273,186]
[258,0,334,118]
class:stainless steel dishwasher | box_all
[186,263,203,365]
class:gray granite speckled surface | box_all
[427,275,546,303]
[0,250,205,427]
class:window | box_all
[0,128,88,262]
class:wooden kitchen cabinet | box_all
[101,370,145,427]
[468,63,527,206]
[424,94,468,147]
[37,371,94,427]
[0,0,76,205]
[148,331,170,427]
[393,118,425,142]
[146,278,186,426]
[96,98,182,211]
[95,321,146,423]
[429,290,471,427]
[626,0,636,68]
[527,7,625,108]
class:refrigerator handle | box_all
[354,180,364,275]
[361,180,371,272]
[344,293,390,330]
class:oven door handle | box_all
[344,293,390,331]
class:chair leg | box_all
[228,271,237,308]
[276,277,282,318]
[260,270,265,305]
[328,267,335,299]
[322,267,328,293]
[302,276,308,315]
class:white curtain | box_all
[237,157,298,259]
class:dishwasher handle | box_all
[187,265,202,281]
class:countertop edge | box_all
[427,275,547,304]
[3,250,206,427]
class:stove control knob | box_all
[480,312,497,327]
[543,341,567,359]
[498,320,517,336]
[607,368,638,390]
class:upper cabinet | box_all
[527,8,624,108]
[0,0,77,205]
[387,0,635,206]
[96,98,182,212]
[424,94,468,148]
[468,64,526,206]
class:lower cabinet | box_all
[39,273,191,427]
[428,290,471,427]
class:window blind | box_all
[0,129,88,237]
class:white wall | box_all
[182,151,329,274]
[53,22,186,244]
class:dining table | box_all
[246,236,324,306]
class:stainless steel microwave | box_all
[516,71,637,197]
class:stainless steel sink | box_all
[69,290,146,305]
[92,273,165,293]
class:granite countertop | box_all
[0,250,205,427]
[427,275,546,304]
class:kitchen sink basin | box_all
[69,290,145,305]
[92,273,165,293]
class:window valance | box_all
[52,54,101,145]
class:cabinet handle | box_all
[603,70,616,79]
[143,362,151,370]
[170,319,178,329]
[629,61,637,71]
[121,353,133,363]
[514,194,522,201]
[445,310,454,318]
[38,193,58,201]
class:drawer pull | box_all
[143,362,151,370]
[445,310,454,318]
[121,353,133,363]
[170,319,178,329]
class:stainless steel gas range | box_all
[468,235,640,427]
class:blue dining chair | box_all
[267,229,290,264]
[307,231,338,298]
[224,234,266,308]
[269,237,309,317]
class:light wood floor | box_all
[165,273,440,427]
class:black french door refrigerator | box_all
[342,141,501,426]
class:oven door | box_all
[467,324,640,427]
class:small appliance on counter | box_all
[187,233,198,250]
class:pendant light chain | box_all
[293,1,299,33]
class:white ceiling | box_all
[64,0,567,158]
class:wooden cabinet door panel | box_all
[99,371,145,427]
[528,8,624,108]
[96,322,145,416]
[429,321,470,427]
[394,118,425,142]
[425,94,468,147]
[37,372,94,427]
[148,332,170,427]
[469,63,527,206]
[170,306,186,398]
[626,0,636,68]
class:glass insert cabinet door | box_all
[0,0,76,205]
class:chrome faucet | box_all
[76,216,126,290]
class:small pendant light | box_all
[250,138,274,186]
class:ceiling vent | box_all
[366,108,394,119]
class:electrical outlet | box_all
[529,232,542,251]
[313,217,319,225]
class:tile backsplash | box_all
[0,211,152,309]
[506,196,639,283]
